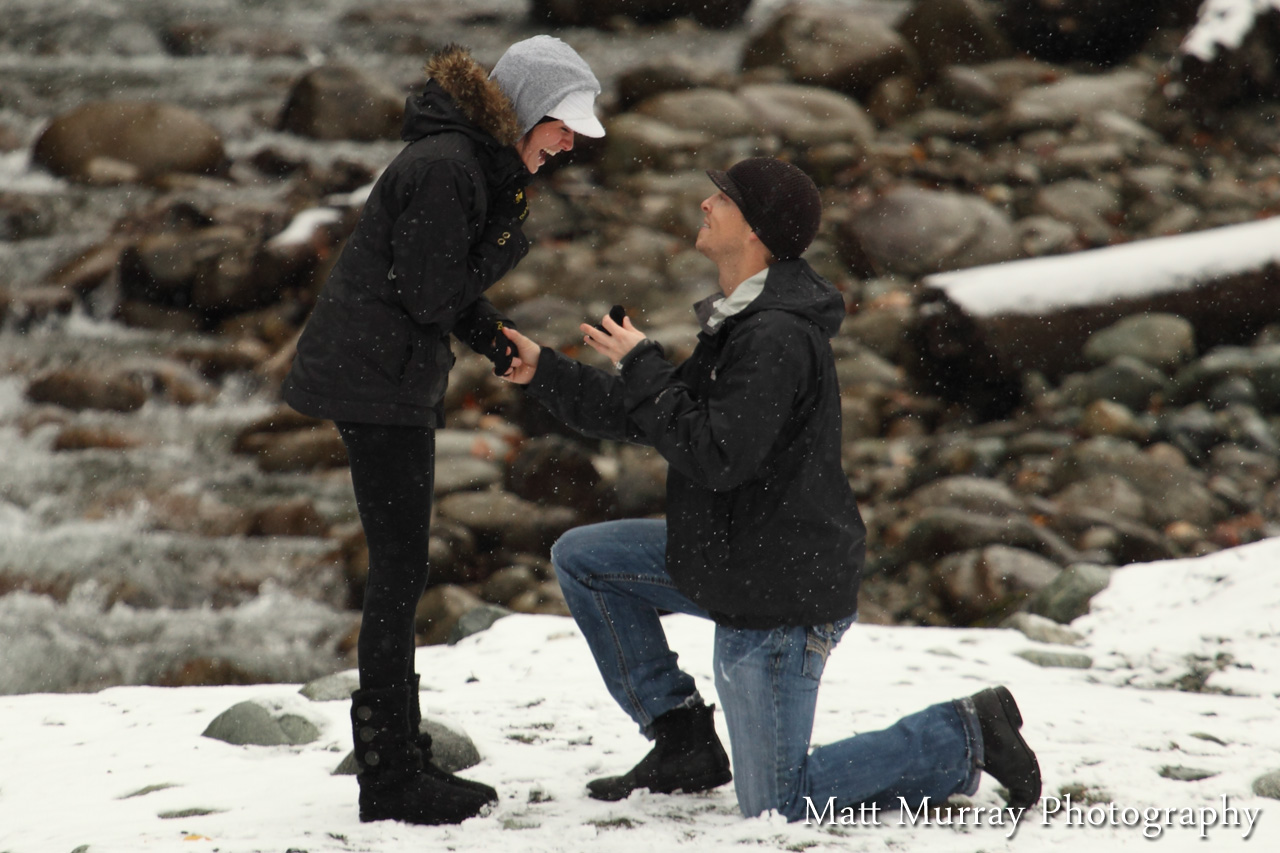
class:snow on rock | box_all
[1183,0,1280,61]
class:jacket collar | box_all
[420,44,522,147]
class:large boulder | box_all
[33,100,226,183]
[278,64,403,142]
[743,5,919,99]
[736,83,877,148]
[633,88,756,137]
[842,187,1021,278]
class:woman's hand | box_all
[580,313,646,368]
[499,326,541,384]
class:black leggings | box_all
[336,422,436,691]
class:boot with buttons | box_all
[350,686,497,824]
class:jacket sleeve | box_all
[622,316,814,492]
[526,347,647,444]
[387,160,529,327]
[452,296,513,352]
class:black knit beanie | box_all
[706,158,821,260]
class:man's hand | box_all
[499,326,541,384]
[581,311,646,369]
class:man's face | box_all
[516,120,575,173]
[696,191,754,261]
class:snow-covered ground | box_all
[2,540,1279,853]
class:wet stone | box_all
[1014,649,1093,669]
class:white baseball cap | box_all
[546,89,606,138]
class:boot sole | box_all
[587,766,733,801]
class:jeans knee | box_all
[550,526,591,582]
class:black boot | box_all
[587,702,732,801]
[407,674,499,801]
[971,686,1041,809]
[351,686,496,824]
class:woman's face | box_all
[516,120,575,173]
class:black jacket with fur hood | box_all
[529,259,866,629]
[283,46,530,427]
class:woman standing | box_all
[282,36,604,825]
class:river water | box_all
[0,0,899,694]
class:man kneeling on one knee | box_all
[499,158,1042,819]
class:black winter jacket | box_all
[529,259,866,628]
[283,46,529,427]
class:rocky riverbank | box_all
[2,0,1280,694]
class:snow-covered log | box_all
[911,216,1280,417]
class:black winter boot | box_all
[971,686,1041,809]
[587,702,732,801]
[351,686,496,824]
[407,674,499,801]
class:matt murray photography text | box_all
[804,794,1261,840]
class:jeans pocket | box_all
[802,617,853,681]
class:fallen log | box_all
[911,216,1280,419]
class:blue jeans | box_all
[551,519,983,821]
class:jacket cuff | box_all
[527,345,563,397]
[618,338,665,375]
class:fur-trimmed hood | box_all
[409,44,522,148]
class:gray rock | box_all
[299,671,359,702]
[447,603,512,645]
[1159,765,1218,782]
[737,83,876,147]
[1172,345,1280,413]
[907,476,1028,517]
[1253,770,1280,799]
[742,6,918,98]
[897,507,1080,567]
[933,545,1061,622]
[529,0,750,28]
[434,456,503,497]
[634,88,755,138]
[1015,649,1093,669]
[1050,436,1225,528]
[845,187,1021,278]
[202,699,321,746]
[1054,473,1147,522]
[1028,563,1111,624]
[1084,314,1196,371]
[1078,400,1148,441]
[1001,612,1084,646]
[600,114,708,176]
[616,56,730,110]
[278,64,402,142]
[834,341,905,390]
[334,716,483,776]
[436,490,579,554]
[1033,178,1123,243]
[1015,215,1079,257]
[480,566,539,607]
[1061,356,1172,412]
[1004,70,1152,132]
